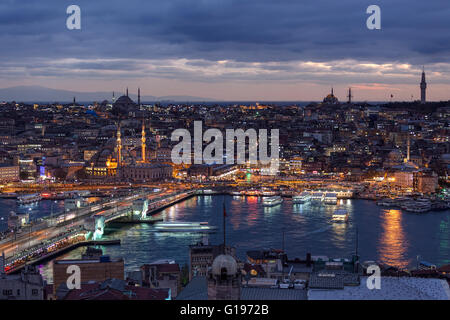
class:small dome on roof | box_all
[212,254,238,276]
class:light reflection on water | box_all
[2,196,448,284]
[378,209,409,268]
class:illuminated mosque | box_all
[85,89,172,181]
[322,88,339,105]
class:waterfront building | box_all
[0,164,19,182]
[121,163,172,182]
[417,172,439,194]
[52,256,124,297]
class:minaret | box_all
[126,87,129,97]
[420,66,427,104]
[347,87,353,104]
[331,87,334,96]
[73,97,76,108]
[116,123,122,166]
[141,119,146,163]
[138,88,141,107]
[112,91,116,103]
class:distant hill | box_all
[0,85,217,103]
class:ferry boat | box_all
[376,198,396,207]
[331,209,349,223]
[324,193,338,205]
[154,221,218,233]
[262,196,283,207]
[402,200,431,213]
[292,192,311,204]
[17,193,42,205]
[310,192,324,204]
[0,192,18,199]
[261,190,277,197]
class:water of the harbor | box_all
[1,195,449,284]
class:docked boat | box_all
[17,193,42,205]
[332,209,349,223]
[261,190,277,197]
[292,192,311,204]
[376,198,396,207]
[402,200,431,213]
[262,196,283,207]
[154,221,218,232]
[324,193,338,205]
[310,192,324,204]
[0,192,18,199]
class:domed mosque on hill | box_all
[84,88,172,182]
[111,88,140,116]
[322,87,339,105]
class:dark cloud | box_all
[0,0,449,83]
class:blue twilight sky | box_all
[1,0,450,101]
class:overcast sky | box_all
[1,0,450,101]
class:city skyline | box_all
[1,1,450,101]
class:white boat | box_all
[262,196,283,207]
[403,200,431,213]
[0,192,18,199]
[376,198,395,207]
[293,192,310,204]
[17,193,42,205]
[332,209,349,223]
[324,193,338,205]
[261,190,277,197]
[310,192,324,204]
[154,221,217,232]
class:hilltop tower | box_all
[420,66,427,104]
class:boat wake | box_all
[304,225,333,236]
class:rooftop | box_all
[308,276,450,300]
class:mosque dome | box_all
[322,88,339,105]
[211,254,238,276]
[114,95,134,106]
[112,94,136,116]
